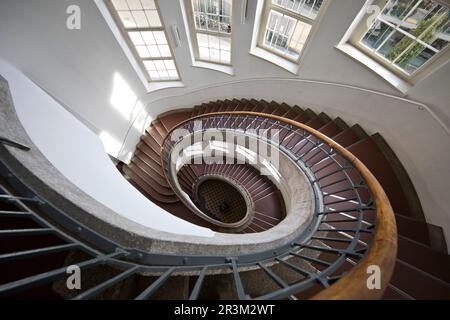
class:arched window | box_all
[107,0,181,82]
[188,0,233,65]
[258,0,326,62]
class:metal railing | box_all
[0,112,396,299]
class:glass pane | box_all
[153,31,168,44]
[136,45,150,58]
[417,9,449,49]
[113,1,162,29]
[143,60,156,70]
[272,0,324,20]
[361,21,395,50]
[148,70,160,80]
[376,30,412,61]
[361,0,450,76]
[264,10,311,59]
[126,0,142,10]
[145,10,162,27]
[222,0,232,16]
[395,45,436,74]
[207,14,220,32]
[118,11,137,28]
[210,35,220,49]
[147,45,161,57]
[164,60,176,70]
[196,33,231,64]
[159,44,171,56]
[197,33,209,47]
[199,46,210,60]
[220,37,231,51]
[288,20,312,58]
[154,60,165,70]
[132,11,149,28]
[399,2,447,35]
[110,0,180,82]
[112,0,129,11]
[192,0,232,34]
[129,31,145,45]
[141,0,156,10]
[141,31,156,45]
[210,49,221,61]
[145,59,178,80]
[168,70,179,78]
[381,0,420,21]
[220,50,231,63]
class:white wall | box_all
[0,58,214,237]
[0,0,449,244]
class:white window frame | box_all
[257,0,329,64]
[186,0,234,66]
[337,0,450,94]
[96,0,184,92]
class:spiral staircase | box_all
[1,91,450,299]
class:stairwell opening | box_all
[194,177,250,225]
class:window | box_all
[351,0,450,78]
[189,0,233,65]
[107,0,180,82]
[258,0,326,62]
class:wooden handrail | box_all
[161,111,397,300]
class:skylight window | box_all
[189,0,233,65]
[358,0,449,76]
[259,0,326,62]
[108,0,180,82]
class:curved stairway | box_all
[1,95,449,299]
[119,99,450,300]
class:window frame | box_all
[349,0,450,84]
[105,0,182,83]
[257,0,329,64]
[186,0,234,66]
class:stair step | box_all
[330,126,362,147]
[372,133,424,221]
[145,126,164,145]
[318,120,345,137]
[397,235,450,282]
[152,121,168,140]
[395,214,447,252]
[248,99,265,112]
[254,192,284,221]
[133,150,164,177]
[158,110,192,132]
[127,165,175,196]
[304,108,317,119]
[141,134,162,154]
[304,116,327,130]
[257,100,273,114]
[191,105,202,117]
[389,259,450,299]
[131,157,170,188]
[124,167,178,203]
[395,214,431,246]
[347,137,414,218]
[137,142,161,165]
[382,285,414,300]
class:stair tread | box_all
[397,235,450,282]
[347,137,414,217]
[389,259,450,299]
[124,166,178,203]
[159,111,192,132]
